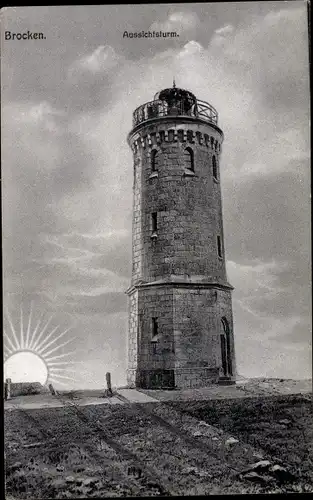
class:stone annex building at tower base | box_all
[126,84,237,390]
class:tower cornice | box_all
[128,115,224,146]
[126,279,234,296]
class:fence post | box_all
[48,383,56,396]
[5,378,11,400]
[106,372,113,396]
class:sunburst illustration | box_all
[3,302,78,388]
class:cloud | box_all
[68,45,124,83]
[27,232,130,310]
[177,40,204,58]
[228,258,310,320]
[227,257,311,378]
[210,24,235,47]
[2,102,63,176]
[5,101,66,133]
[65,293,127,315]
[213,7,309,111]
[150,11,198,33]
[215,24,234,36]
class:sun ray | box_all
[4,329,19,353]
[49,373,76,382]
[49,373,77,382]
[49,367,77,373]
[46,350,77,362]
[36,326,73,355]
[20,305,24,349]
[4,343,14,361]
[30,315,54,351]
[49,372,77,379]
[47,360,80,367]
[4,301,80,387]
[41,338,75,359]
[28,312,45,350]
[3,345,14,356]
[49,377,72,387]
[4,343,11,352]
[34,325,60,353]
[5,307,20,350]
[25,301,33,349]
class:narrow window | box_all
[151,150,159,172]
[151,317,158,354]
[184,147,194,172]
[151,212,158,234]
[212,155,218,180]
[152,317,158,338]
[217,235,222,258]
[133,163,136,188]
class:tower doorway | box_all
[220,317,233,376]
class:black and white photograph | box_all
[2,1,311,497]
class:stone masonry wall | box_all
[137,286,175,372]
[8,382,49,397]
[127,290,139,387]
[129,120,227,285]
[127,283,235,389]
[173,286,235,388]
[127,114,236,389]
[131,154,143,284]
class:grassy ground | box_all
[4,394,313,497]
[170,394,313,485]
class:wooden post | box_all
[106,372,113,396]
[48,383,56,396]
[5,378,11,400]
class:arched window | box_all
[212,155,218,180]
[151,150,159,172]
[184,147,194,172]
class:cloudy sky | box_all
[2,2,311,388]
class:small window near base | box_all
[151,317,158,355]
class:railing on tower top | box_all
[132,98,218,127]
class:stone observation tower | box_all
[126,82,236,389]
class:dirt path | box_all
[5,400,260,497]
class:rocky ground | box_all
[4,387,313,497]
[140,377,312,401]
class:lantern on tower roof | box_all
[131,81,218,128]
[154,81,197,116]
